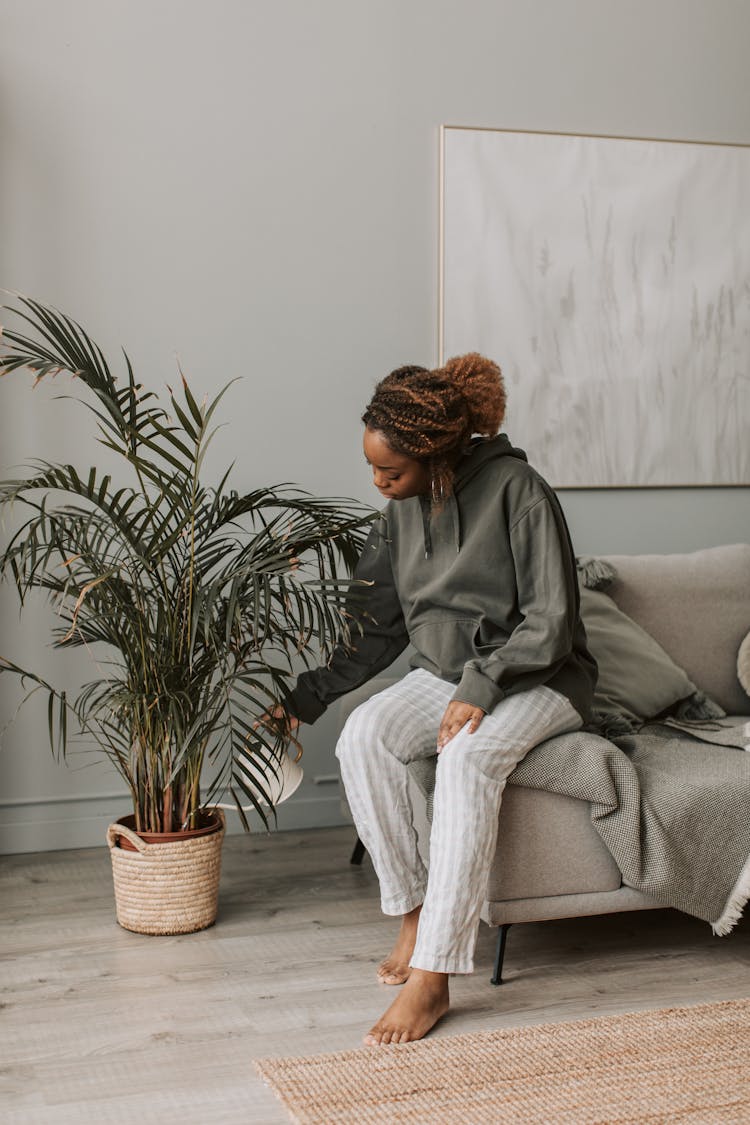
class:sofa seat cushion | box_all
[604,544,750,715]
[487,785,622,902]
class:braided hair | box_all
[362,353,506,503]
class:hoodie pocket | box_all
[409,616,485,677]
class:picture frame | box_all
[439,126,750,487]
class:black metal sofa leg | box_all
[491,923,512,985]
[350,835,366,865]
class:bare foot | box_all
[377,905,422,985]
[364,969,450,1045]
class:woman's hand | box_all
[437,701,486,751]
[256,704,299,734]
[254,705,302,760]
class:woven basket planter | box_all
[107,810,225,935]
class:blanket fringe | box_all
[576,556,617,590]
[674,690,726,722]
[712,850,750,936]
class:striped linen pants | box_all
[336,668,582,975]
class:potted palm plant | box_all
[0,297,372,934]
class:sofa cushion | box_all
[579,585,700,725]
[488,785,622,901]
[604,545,750,715]
[738,632,750,698]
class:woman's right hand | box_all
[253,705,303,762]
[255,704,300,737]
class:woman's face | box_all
[363,426,430,501]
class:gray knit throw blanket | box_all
[508,719,750,935]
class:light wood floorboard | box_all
[2,825,749,1123]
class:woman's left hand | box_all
[437,701,486,751]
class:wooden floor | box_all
[2,825,749,1124]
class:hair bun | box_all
[440,353,506,436]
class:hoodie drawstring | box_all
[420,494,462,557]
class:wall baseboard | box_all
[0,791,351,855]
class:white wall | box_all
[2,0,749,853]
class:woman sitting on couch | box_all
[265,354,596,1045]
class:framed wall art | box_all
[439,126,750,487]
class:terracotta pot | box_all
[113,811,222,851]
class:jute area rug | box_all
[254,998,750,1124]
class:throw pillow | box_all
[738,632,750,698]
[601,544,750,716]
[578,583,720,729]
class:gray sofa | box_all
[338,544,750,982]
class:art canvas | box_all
[440,127,750,487]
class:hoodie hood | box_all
[420,433,529,557]
[454,433,528,491]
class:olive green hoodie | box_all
[286,434,596,723]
